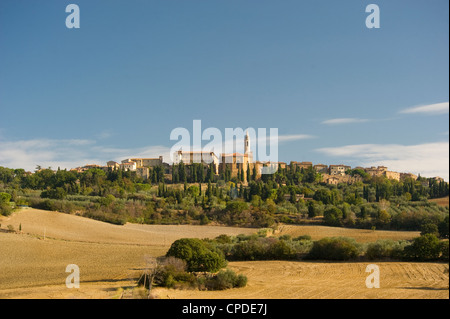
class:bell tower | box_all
[244,130,251,155]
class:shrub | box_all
[269,239,296,259]
[0,192,13,216]
[365,239,409,260]
[403,234,441,261]
[0,203,12,216]
[199,214,210,225]
[0,192,11,204]
[439,241,449,261]
[230,238,268,261]
[98,194,116,206]
[278,234,292,241]
[234,273,248,288]
[227,237,305,261]
[293,235,312,241]
[205,269,247,290]
[225,201,248,215]
[323,207,343,226]
[40,187,67,200]
[215,234,233,244]
[306,237,360,261]
[153,265,196,289]
[138,257,196,289]
[420,223,439,237]
[166,238,227,272]
[438,216,449,239]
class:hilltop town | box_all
[72,151,430,185]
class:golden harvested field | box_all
[0,208,255,298]
[274,224,420,243]
[0,208,256,246]
[429,196,449,207]
[0,208,447,299]
[154,261,449,299]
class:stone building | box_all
[400,172,418,181]
[384,171,400,181]
[365,166,388,177]
[290,161,313,171]
[107,161,120,170]
[173,150,219,174]
[364,166,401,181]
[126,156,164,168]
[321,173,362,185]
[313,164,329,174]
[329,164,351,176]
[119,161,137,171]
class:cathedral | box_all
[219,131,254,182]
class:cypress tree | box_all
[209,163,214,182]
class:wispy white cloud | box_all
[0,138,171,172]
[399,102,449,115]
[316,142,449,181]
[0,138,98,171]
[321,118,370,125]
[277,134,316,142]
[96,130,114,140]
[0,132,312,171]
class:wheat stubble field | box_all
[0,208,448,299]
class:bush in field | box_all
[293,235,312,241]
[438,216,449,239]
[440,241,449,261]
[403,234,441,261]
[0,203,12,216]
[215,234,234,244]
[420,222,439,237]
[41,187,67,200]
[229,237,292,261]
[365,239,410,260]
[230,238,269,261]
[225,201,248,215]
[151,257,196,289]
[0,192,12,204]
[226,236,311,261]
[166,238,227,272]
[306,237,360,261]
[204,269,247,290]
[323,206,343,226]
[0,192,12,216]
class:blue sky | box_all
[0,0,448,179]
